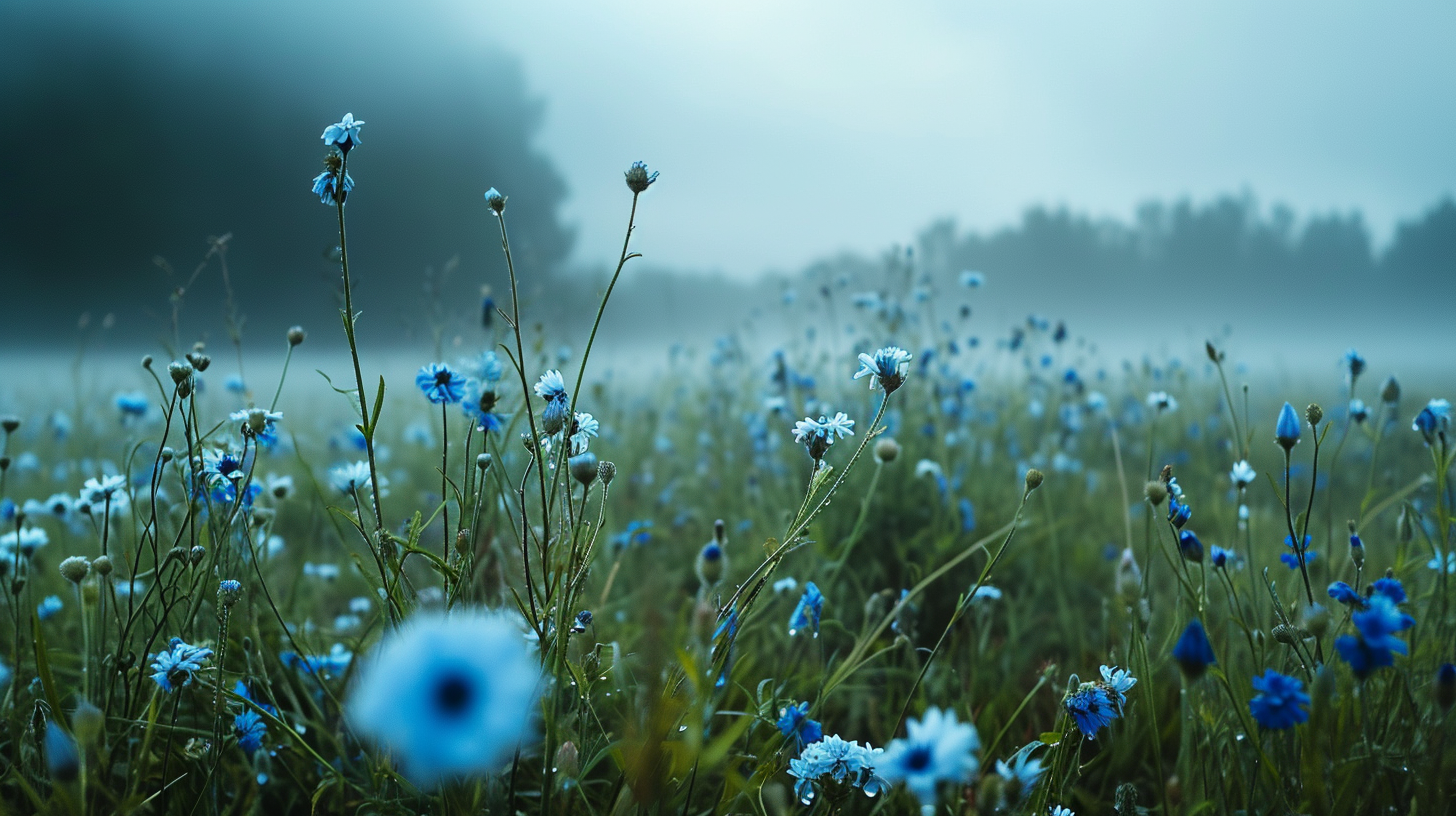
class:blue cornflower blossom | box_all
[229,408,284,445]
[1349,398,1370,424]
[569,412,599,455]
[1178,530,1204,562]
[1429,549,1456,574]
[534,370,570,435]
[346,610,541,788]
[787,734,887,805]
[1327,581,1362,607]
[321,112,364,149]
[460,379,506,433]
[1173,619,1216,678]
[1099,664,1138,708]
[311,166,354,205]
[1210,545,1236,569]
[1335,594,1414,679]
[1248,669,1310,730]
[281,643,354,677]
[1167,498,1191,528]
[37,595,63,620]
[777,702,824,749]
[853,346,912,394]
[234,709,267,756]
[1281,549,1317,570]
[610,520,654,551]
[115,391,149,418]
[150,637,214,692]
[958,497,976,533]
[1064,683,1119,739]
[1275,402,1301,449]
[416,363,466,405]
[789,582,824,637]
[1412,398,1450,445]
[878,707,980,809]
[792,412,855,461]
[1343,348,1366,381]
[1372,576,1407,603]
[994,742,1046,805]
[458,350,504,383]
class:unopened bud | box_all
[287,326,307,346]
[1144,480,1168,506]
[874,437,901,463]
[484,187,507,215]
[190,545,206,565]
[59,556,90,585]
[218,579,242,607]
[168,361,193,384]
[1380,376,1400,405]
[141,355,153,370]
[0,417,18,434]
[91,555,113,577]
[1305,403,1323,426]
[476,453,492,471]
[624,161,658,194]
[1024,468,1044,492]
[598,461,617,486]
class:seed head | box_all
[874,437,901,463]
[1144,480,1168,506]
[91,556,113,577]
[624,161,659,194]
[1305,403,1323,427]
[59,556,90,585]
[598,461,617,486]
[1024,468,1044,492]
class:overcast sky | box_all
[437,1,1456,277]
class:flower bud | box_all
[1305,403,1323,427]
[72,700,105,747]
[484,187,507,215]
[554,740,580,781]
[218,579,242,608]
[874,437,901,463]
[1204,341,1220,363]
[624,161,658,194]
[1436,663,1456,712]
[59,556,90,585]
[1380,375,1400,405]
[287,325,307,346]
[1144,480,1168,506]
[168,361,194,384]
[91,555,113,577]
[190,545,206,565]
[598,461,617,486]
[141,355,153,369]
[476,453,492,471]
[569,452,599,486]
[1024,468,1044,492]
[0,417,19,434]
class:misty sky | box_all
[458,1,1455,277]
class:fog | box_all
[1,0,1452,373]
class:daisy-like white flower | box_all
[347,610,542,788]
[1229,460,1256,489]
[1099,664,1138,708]
[854,346,913,394]
[877,707,981,809]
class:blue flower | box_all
[460,379,506,433]
[311,167,354,205]
[789,582,824,637]
[1064,684,1119,739]
[149,637,214,692]
[1210,546,1236,569]
[877,707,980,808]
[993,741,1046,804]
[1348,399,1370,424]
[1429,549,1456,574]
[115,391,149,418]
[787,734,886,805]
[1335,595,1414,680]
[1412,399,1450,445]
[484,187,507,214]
[1371,577,1406,604]
[1275,402,1301,449]
[1327,581,1361,607]
[792,413,855,461]
[534,370,570,435]
[1343,349,1365,381]
[1172,619,1216,678]
[1281,550,1317,570]
[346,610,541,788]
[1167,498,1191,528]
[958,498,976,533]
[776,702,824,749]
[1099,664,1138,708]
[459,350,504,383]
[234,709,267,756]
[37,595,63,620]
[416,363,466,405]
[1248,669,1310,730]
[853,346,912,393]
[569,412,599,456]
[321,112,364,149]
[1229,460,1256,488]
[1178,530,1204,563]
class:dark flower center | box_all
[434,672,474,716]
[435,370,454,386]
[904,745,933,772]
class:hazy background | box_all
[1,0,1453,374]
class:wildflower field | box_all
[2,114,1453,816]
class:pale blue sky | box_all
[457,1,1455,276]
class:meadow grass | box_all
[0,114,1451,816]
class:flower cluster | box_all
[792,412,855,461]
[1064,665,1136,739]
[787,734,887,805]
[1335,578,1414,679]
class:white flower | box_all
[1229,460,1256,489]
